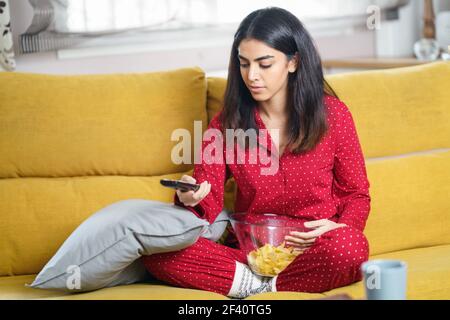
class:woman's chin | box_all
[250,93,271,101]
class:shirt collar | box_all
[253,107,282,157]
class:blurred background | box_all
[2,0,450,75]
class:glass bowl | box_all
[229,213,307,277]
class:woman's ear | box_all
[288,52,299,73]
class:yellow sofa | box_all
[0,61,449,300]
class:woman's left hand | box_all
[284,219,347,251]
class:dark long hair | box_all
[220,7,337,153]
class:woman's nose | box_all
[248,65,260,81]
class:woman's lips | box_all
[249,86,266,93]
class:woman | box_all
[143,7,370,298]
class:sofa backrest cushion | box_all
[206,77,227,124]
[326,61,450,158]
[0,171,194,276]
[0,67,206,178]
[364,149,450,255]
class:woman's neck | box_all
[258,95,289,123]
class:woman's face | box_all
[238,38,297,103]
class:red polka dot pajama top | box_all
[143,95,371,295]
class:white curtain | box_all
[51,0,411,33]
[0,0,15,71]
[20,0,410,53]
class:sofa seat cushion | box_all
[0,274,227,300]
[244,292,326,300]
[2,245,449,299]
[0,275,70,300]
[321,244,450,300]
[0,274,325,300]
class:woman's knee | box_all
[321,226,369,271]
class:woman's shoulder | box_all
[323,95,353,128]
[323,94,351,115]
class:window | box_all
[20,0,409,53]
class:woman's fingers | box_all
[286,241,314,251]
[292,248,306,255]
[204,183,211,198]
[289,243,313,250]
[192,181,207,200]
[289,227,325,239]
[284,235,316,245]
[176,189,191,199]
[181,175,196,184]
[192,181,210,201]
[177,180,210,206]
[304,219,328,229]
[192,182,205,201]
[177,190,193,204]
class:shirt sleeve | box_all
[174,114,227,224]
[332,102,371,231]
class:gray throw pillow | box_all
[28,199,230,292]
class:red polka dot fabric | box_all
[143,95,371,295]
[175,95,370,231]
[142,226,368,295]
[143,238,247,295]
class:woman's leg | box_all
[275,226,369,293]
[142,237,249,296]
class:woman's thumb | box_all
[304,219,327,229]
[182,175,196,183]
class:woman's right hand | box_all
[176,175,211,207]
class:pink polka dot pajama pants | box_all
[142,226,369,296]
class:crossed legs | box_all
[142,226,369,297]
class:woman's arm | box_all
[332,101,371,231]
[174,114,227,224]
[285,100,370,249]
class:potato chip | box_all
[247,242,301,276]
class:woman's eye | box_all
[239,63,272,69]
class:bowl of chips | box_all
[230,213,306,277]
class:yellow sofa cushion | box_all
[206,77,227,123]
[0,171,194,276]
[0,274,227,300]
[323,244,450,300]
[364,149,450,256]
[326,61,450,158]
[0,68,206,178]
[2,244,449,299]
